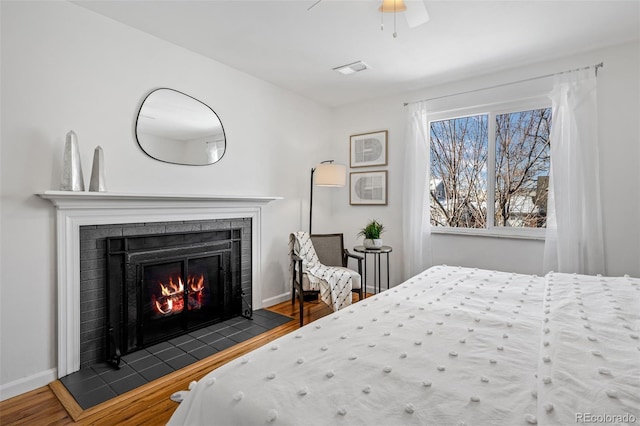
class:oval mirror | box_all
[135,88,226,165]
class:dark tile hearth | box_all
[60,310,291,410]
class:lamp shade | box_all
[379,0,407,13]
[314,163,346,187]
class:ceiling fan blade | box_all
[404,0,429,28]
[307,0,323,11]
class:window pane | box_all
[494,108,551,228]
[430,115,488,228]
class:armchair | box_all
[291,233,363,326]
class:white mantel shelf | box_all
[38,190,282,208]
[38,190,281,378]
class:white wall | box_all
[2,0,638,402]
[326,41,640,284]
[0,1,332,399]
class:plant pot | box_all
[363,239,383,249]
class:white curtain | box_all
[402,101,432,279]
[543,69,605,275]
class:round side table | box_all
[353,245,392,295]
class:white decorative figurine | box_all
[60,130,85,191]
[89,145,107,192]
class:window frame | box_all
[427,96,551,240]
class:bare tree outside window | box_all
[429,107,551,230]
[430,115,488,228]
[495,108,551,228]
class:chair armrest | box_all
[344,249,363,275]
[344,249,363,261]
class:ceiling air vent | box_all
[332,60,370,75]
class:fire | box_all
[152,274,206,316]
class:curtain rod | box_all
[403,62,604,107]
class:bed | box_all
[168,265,639,425]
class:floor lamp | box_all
[309,160,346,234]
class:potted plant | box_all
[357,219,385,249]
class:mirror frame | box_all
[135,88,226,166]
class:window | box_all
[429,101,551,236]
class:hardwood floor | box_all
[0,295,354,426]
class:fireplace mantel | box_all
[38,190,282,377]
[39,190,282,208]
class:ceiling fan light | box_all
[379,0,407,13]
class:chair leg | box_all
[298,289,304,327]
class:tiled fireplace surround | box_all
[38,191,280,379]
[79,217,252,369]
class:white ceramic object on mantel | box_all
[363,239,383,249]
[60,130,85,191]
[89,145,107,192]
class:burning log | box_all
[152,274,207,315]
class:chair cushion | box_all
[301,267,361,291]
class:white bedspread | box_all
[169,265,546,425]
[537,272,640,425]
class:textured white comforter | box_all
[537,272,640,425]
[169,265,547,425]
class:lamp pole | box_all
[309,166,316,234]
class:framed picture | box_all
[350,170,388,205]
[350,130,388,168]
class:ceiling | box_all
[74,0,639,107]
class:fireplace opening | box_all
[141,254,221,346]
[105,227,248,368]
[146,264,211,319]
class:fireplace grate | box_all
[106,228,247,368]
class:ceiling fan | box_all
[308,0,430,37]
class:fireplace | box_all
[77,218,253,370]
[105,227,247,368]
[38,191,279,378]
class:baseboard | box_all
[0,368,57,402]
[364,284,388,295]
[262,292,291,307]
[262,288,381,308]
